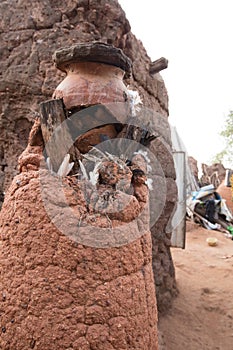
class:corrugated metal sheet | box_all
[170,126,199,248]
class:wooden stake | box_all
[149,57,168,75]
[40,99,78,173]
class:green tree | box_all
[212,111,233,168]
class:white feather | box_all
[134,150,151,163]
[66,161,75,175]
[145,178,153,190]
[46,157,53,173]
[78,160,89,180]
[105,152,115,161]
[57,154,74,177]
[147,164,152,172]
[127,89,142,116]
[89,162,101,186]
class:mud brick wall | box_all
[0,0,177,312]
[200,163,226,189]
[188,156,199,186]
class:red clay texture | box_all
[0,0,177,314]
[0,133,158,349]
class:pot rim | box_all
[53,41,132,77]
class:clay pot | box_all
[52,42,132,154]
[52,42,132,110]
[75,124,117,153]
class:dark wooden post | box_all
[149,57,168,75]
[40,99,78,173]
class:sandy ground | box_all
[158,221,233,350]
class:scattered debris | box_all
[219,255,233,259]
[187,184,233,240]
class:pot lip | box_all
[53,41,132,76]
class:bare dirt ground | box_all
[158,221,233,350]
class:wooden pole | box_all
[149,57,168,75]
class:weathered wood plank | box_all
[40,98,66,143]
[40,99,78,173]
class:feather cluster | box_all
[127,89,142,117]
[78,148,128,186]
[46,154,74,177]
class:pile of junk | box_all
[187,184,233,240]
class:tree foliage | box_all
[212,111,233,168]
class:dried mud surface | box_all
[0,0,177,313]
[159,221,233,350]
[0,142,158,349]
